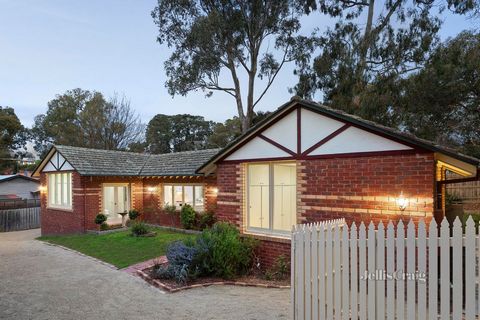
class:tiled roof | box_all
[53,145,220,176]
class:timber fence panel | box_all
[0,206,40,232]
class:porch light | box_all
[147,186,157,192]
[39,185,47,193]
[396,192,408,211]
[212,187,218,195]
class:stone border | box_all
[136,268,290,293]
[144,223,201,235]
[41,241,118,270]
[86,227,128,235]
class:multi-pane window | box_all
[48,173,72,209]
[163,185,204,211]
[247,162,296,234]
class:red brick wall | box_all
[216,152,437,268]
[140,176,217,228]
[40,171,84,235]
[299,153,436,228]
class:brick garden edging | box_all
[136,268,290,293]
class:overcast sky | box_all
[0,0,476,128]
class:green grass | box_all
[37,227,195,268]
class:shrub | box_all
[94,213,107,225]
[152,241,198,284]
[180,204,196,229]
[130,221,149,236]
[128,209,140,220]
[197,211,216,230]
[195,222,258,279]
[265,255,290,281]
[164,204,177,226]
[100,222,109,231]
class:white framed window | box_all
[163,184,204,211]
[48,172,72,209]
[247,162,296,235]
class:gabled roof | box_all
[33,145,220,177]
[197,97,480,174]
[0,175,40,183]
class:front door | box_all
[103,184,130,224]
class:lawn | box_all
[37,227,195,268]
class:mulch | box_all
[137,266,290,293]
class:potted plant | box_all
[94,213,108,231]
[164,204,177,226]
[128,209,140,221]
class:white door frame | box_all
[102,183,131,224]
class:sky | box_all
[0,0,477,128]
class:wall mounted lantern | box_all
[396,191,408,211]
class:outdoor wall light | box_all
[147,186,157,192]
[396,192,408,211]
[212,187,219,195]
[39,186,47,193]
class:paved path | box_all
[0,229,289,320]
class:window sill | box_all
[46,206,73,212]
[242,230,291,243]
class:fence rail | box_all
[0,207,40,232]
[0,199,40,209]
[292,217,480,320]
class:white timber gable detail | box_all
[42,151,74,172]
[223,106,412,161]
[225,137,292,161]
[309,126,412,155]
[261,110,297,153]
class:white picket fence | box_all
[291,217,480,320]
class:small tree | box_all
[94,213,108,231]
[128,209,140,221]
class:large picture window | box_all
[247,162,296,234]
[164,185,204,211]
[48,172,72,209]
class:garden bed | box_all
[137,265,290,293]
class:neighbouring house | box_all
[0,174,40,202]
[32,97,480,266]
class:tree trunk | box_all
[357,0,375,84]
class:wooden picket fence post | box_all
[291,217,480,320]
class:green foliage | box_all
[100,222,109,231]
[180,204,196,229]
[152,0,311,132]
[265,255,290,281]
[146,114,214,153]
[130,221,149,236]
[197,211,217,230]
[294,0,442,125]
[400,31,480,158]
[94,213,107,225]
[0,106,26,171]
[151,222,258,283]
[164,204,177,215]
[128,209,140,220]
[207,112,271,148]
[446,193,463,206]
[32,88,144,156]
[194,222,259,279]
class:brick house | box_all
[33,98,479,266]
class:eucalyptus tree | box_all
[152,0,314,132]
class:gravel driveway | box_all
[0,229,289,320]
